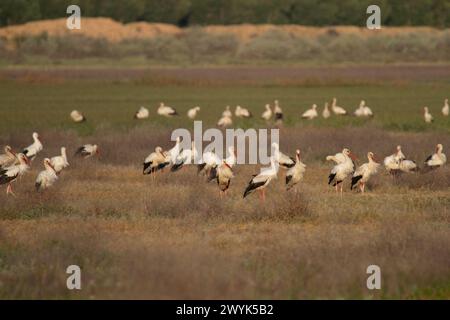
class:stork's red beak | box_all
[349,152,357,161]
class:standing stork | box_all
[22,132,43,161]
[35,158,58,191]
[0,153,30,196]
[171,141,198,172]
[272,143,295,169]
[331,98,347,115]
[0,146,17,169]
[442,98,449,116]
[222,106,232,118]
[424,144,446,170]
[383,145,405,175]
[143,146,169,175]
[216,161,234,198]
[351,152,380,193]
[274,100,283,124]
[286,149,306,191]
[261,104,272,121]
[328,148,355,195]
[322,102,331,119]
[423,106,433,123]
[50,147,69,174]
[207,146,236,182]
[243,157,278,201]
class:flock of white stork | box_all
[0,98,448,199]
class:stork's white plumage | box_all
[235,106,252,118]
[261,104,272,121]
[217,115,232,128]
[442,98,449,116]
[331,98,347,115]
[222,106,232,118]
[424,106,433,123]
[22,132,43,161]
[272,142,295,169]
[197,151,222,176]
[351,152,380,193]
[165,137,182,165]
[143,146,169,175]
[157,102,178,117]
[0,146,17,169]
[75,144,99,159]
[50,147,69,174]
[274,100,283,123]
[424,144,446,169]
[363,102,373,117]
[207,146,237,182]
[243,157,278,201]
[0,153,30,196]
[354,100,366,117]
[326,148,351,164]
[286,149,306,191]
[187,106,200,119]
[171,141,198,172]
[328,148,355,194]
[35,158,58,191]
[134,106,149,119]
[383,145,405,174]
[70,110,86,123]
[399,159,418,173]
[322,102,331,119]
[302,104,318,120]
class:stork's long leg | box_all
[6,183,16,197]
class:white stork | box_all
[0,146,17,169]
[50,147,69,174]
[351,152,380,193]
[143,146,168,175]
[354,100,366,117]
[157,102,178,117]
[134,106,149,119]
[383,145,405,175]
[22,132,43,161]
[75,144,99,159]
[302,104,318,120]
[261,104,272,121]
[286,149,306,191]
[70,110,86,123]
[243,157,278,201]
[328,148,355,195]
[187,106,200,119]
[424,144,446,170]
[399,159,418,173]
[331,98,347,116]
[197,151,222,177]
[35,158,58,191]
[424,106,433,123]
[326,148,353,164]
[235,106,252,118]
[207,146,237,182]
[171,141,198,172]
[442,98,449,116]
[272,142,295,169]
[274,100,283,123]
[322,102,331,119]
[0,153,30,196]
[216,161,234,198]
[222,106,232,118]
[164,137,182,166]
[217,115,232,128]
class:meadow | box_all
[0,66,449,299]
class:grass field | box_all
[0,66,449,299]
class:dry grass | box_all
[0,127,449,299]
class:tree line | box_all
[0,0,449,28]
